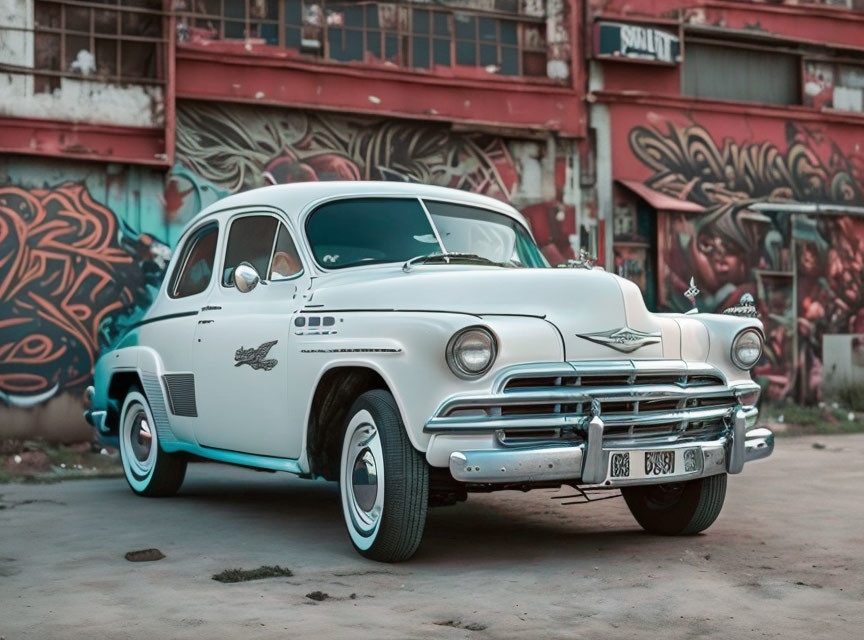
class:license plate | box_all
[608,448,700,480]
[644,450,675,476]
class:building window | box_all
[176,0,549,78]
[28,0,165,92]
[804,60,864,113]
[682,42,800,106]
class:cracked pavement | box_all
[1,435,863,639]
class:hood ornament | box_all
[723,293,759,318]
[684,277,700,314]
[558,249,595,270]
[577,327,662,353]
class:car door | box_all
[141,220,220,444]
[192,211,307,459]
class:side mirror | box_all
[233,262,260,293]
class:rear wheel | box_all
[119,389,187,497]
[339,390,429,562]
[622,473,727,535]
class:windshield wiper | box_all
[402,252,515,272]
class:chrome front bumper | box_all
[425,360,772,486]
[448,412,773,486]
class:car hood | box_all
[305,265,709,361]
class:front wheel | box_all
[339,390,429,562]
[119,388,187,497]
[621,473,727,535]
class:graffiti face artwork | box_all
[0,183,169,408]
[174,102,577,264]
[629,118,864,402]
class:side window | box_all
[169,223,218,298]
[269,223,303,280]
[222,215,279,286]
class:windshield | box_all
[424,200,547,267]
[305,197,547,269]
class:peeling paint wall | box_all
[0,0,165,127]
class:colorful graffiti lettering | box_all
[629,121,863,208]
[629,119,864,402]
[0,183,168,407]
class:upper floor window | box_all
[176,0,550,78]
[682,42,800,106]
[29,0,165,93]
[170,223,219,298]
[804,60,864,113]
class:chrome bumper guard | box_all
[433,360,772,486]
[449,419,773,485]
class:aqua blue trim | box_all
[160,441,304,474]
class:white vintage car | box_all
[85,182,773,562]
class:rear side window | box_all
[222,215,279,286]
[169,223,218,298]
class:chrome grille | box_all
[426,360,756,447]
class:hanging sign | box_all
[595,22,681,65]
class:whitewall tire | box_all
[339,390,428,562]
[119,389,187,497]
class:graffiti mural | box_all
[629,121,863,208]
[628,118,864,402]
[0,182,169,408]
[174,102,577,262]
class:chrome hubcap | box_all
[341,411,385,542]
[123,404,157,478]
[352,447,379,513]
[130,414,153,463]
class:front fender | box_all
[295,312,564,456]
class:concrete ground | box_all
[1,435,863,640]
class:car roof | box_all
[189,181,532,234]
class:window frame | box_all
[220,211,306,289]
[167,221,220,300]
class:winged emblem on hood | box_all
[576,327,662,353]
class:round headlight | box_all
[731,329,763,370]
[446,327,498,378]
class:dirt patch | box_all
[125,549,166,563]
[434,620,488,631]
[0,498,66,510]
[212,565,294,583]
[0,439,121,484]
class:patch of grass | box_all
[761,403,864,437]
[212,565,293,583]
[833,382,864,413]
